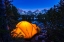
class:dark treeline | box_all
[0,0,64,42]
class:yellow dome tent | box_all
[11,21,40,39]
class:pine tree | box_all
[0,0,11,42]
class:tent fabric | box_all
[11,21,40,39]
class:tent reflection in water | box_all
[11,21,40,39]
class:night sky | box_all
[12,0,60,11]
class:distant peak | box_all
[17,8,24,12]
[34,9,40,12]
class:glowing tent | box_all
[11,21,40,39]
